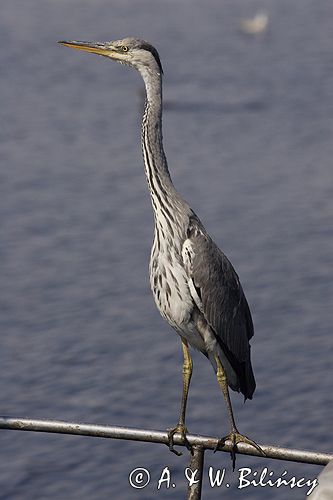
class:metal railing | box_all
[1,416,332,499]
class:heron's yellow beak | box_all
[58,40,117,58]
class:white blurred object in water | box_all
[308,461,333,499]
[240,11,269,35]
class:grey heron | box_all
[59,38,262,467]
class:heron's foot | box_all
[167,423,192,456]
[214,431,265,470]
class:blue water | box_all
[1,0,332,499]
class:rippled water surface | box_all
[1,1,333,499]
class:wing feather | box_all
[185,216,255,398]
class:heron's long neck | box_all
[140,71,186,231]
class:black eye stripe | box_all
[117,41,163,74]
[142,44,163,74]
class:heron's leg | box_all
[167,338,193,456]
[214,355,264,469]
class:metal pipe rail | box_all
[1,416,332,499]
[0,415,332,465]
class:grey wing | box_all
[183,216,255,399]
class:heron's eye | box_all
[121,45,129,52]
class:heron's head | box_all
[58,37,163,76]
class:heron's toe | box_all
[167,423,192,456]
[214,431,265,470]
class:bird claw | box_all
[214,431,265,470]
[167,423,192,456]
